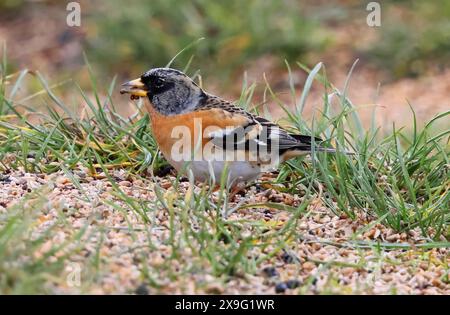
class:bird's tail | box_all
[289,134,354,155]
[315,147,355,155]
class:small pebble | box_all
[275,282,287,293]
[119,181,132,187]
[135,284,149,295]
[302,261,316,271]
[262,266,279,278]
[285,279,301,289]
[281,251,299,264]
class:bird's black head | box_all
[120,68,206,115]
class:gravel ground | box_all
[0,168,449,294]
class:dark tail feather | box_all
[294,146,354,155]
[289,134,354,155]
[289,134,323,144]
[315,147,354,155]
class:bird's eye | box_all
[154,78,165,88]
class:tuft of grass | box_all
[273,62,449,240]
[0,62,166,176]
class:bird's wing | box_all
[197,95,325,157]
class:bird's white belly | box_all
[170,159,262,186]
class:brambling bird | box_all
[120,68,336,189]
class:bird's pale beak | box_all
[120,78,148,98]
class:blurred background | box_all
[0,0,449,128]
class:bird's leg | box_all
[228,182,247,202]
[210,182,246,203]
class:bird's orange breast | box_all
[144,100,249,162]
